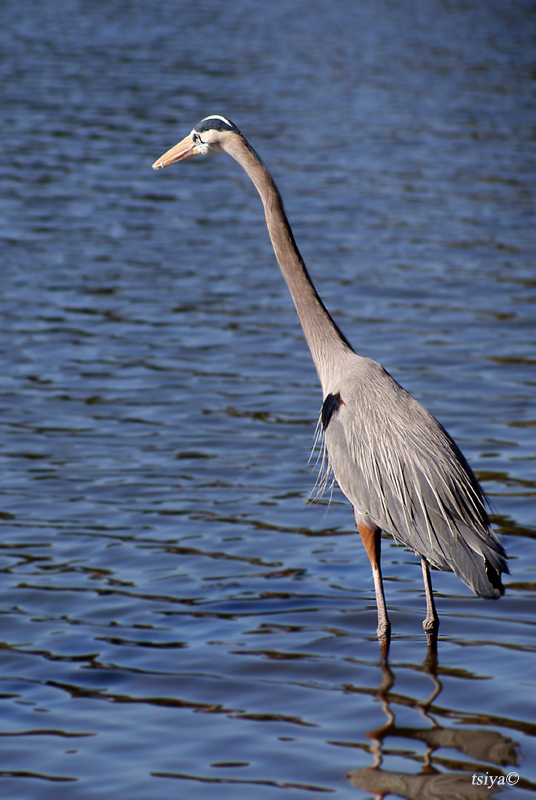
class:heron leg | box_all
[357,521,391,659]
[421,557,439,638]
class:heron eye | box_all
[192,132,201,143]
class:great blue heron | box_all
[152,115,507,657]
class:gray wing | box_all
[323,357,507,598]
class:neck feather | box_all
[222,135,354,392]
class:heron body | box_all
[153,115,507,656]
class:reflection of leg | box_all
[357,520,391,659]
[421,557,439,647]
[365,663,395,768]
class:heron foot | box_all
[422,614,439,633]
[377,618,391,639]
[377,620,391,662]
[423,617,439,656]
[423,614,439,655]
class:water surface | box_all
[1,1,535,797]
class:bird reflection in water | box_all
[347,648,519,799]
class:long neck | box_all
[223,135,354,393]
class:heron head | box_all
[152,115,240,169]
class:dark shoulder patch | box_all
[321,392,342,431]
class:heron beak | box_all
[152,134,195,170]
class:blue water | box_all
[1,0,535,797]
